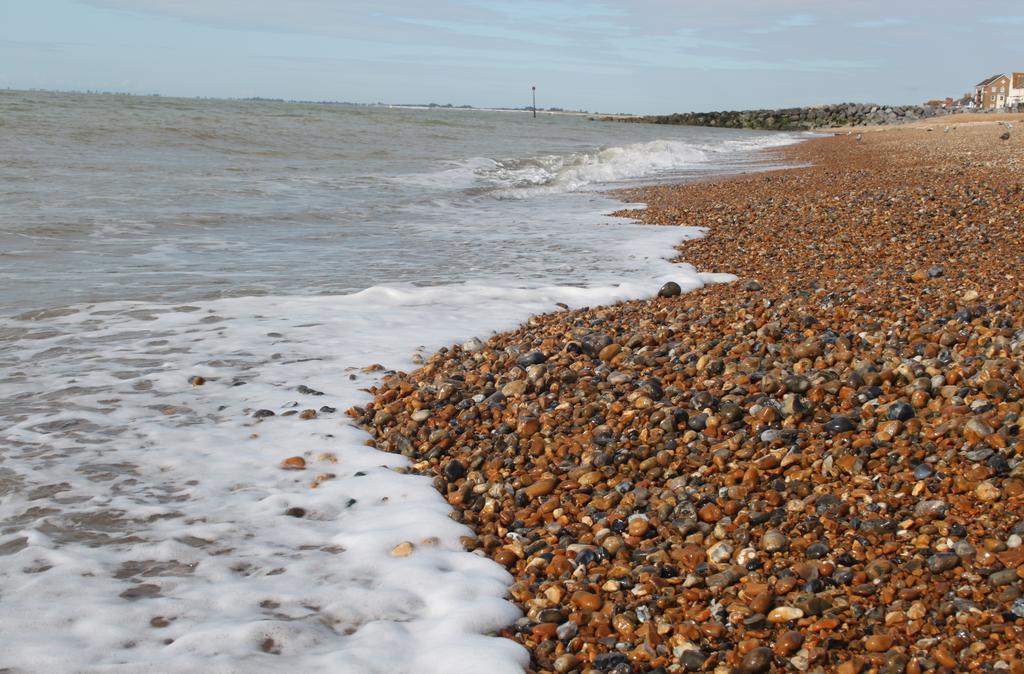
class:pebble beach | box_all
[358,119,1024,673]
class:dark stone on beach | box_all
[888,402,915,421]
[1001,131,1011,141]
[928,265,944,278]
[989,569,1019,586]
[319,405,337,413]
[444,459,467,481]
[805,543,829,559]
[285,507,306,518]
[658,282,681,298]
[297,385,323,396]
[825,416,855,434]
[593,653,630,672]
[784,375,810,394]
[252,409,276,418]
[913,463,935,480]
[744,280,762,291]
[679,650,706,671]
[516,350,546,367]
[740,647,774,673]
[120,584,162,601]
[927,552,960,573]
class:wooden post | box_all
[532,86,536,118]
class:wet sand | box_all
[359,122,1024,673]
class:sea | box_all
[0,90,804,672]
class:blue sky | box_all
[1,0,1021,113]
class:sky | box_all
[1,1,1021,114]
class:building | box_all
[975,74,1010,109]
[1010,72,1024,108]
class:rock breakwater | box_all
[358,124,1024,673]
[606,103,976,130]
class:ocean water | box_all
[0,90,803,672]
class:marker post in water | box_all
[532,86,536,118]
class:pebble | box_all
[658,281,681,297]
[359,128,1024,673]
[767,607,804,623]
[864,634,894,652]
[461,337,485,352]
[740,647,774,673]
[761,529,789,552]
[390,541,414,557]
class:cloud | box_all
[393,17,573,47]
[850,18,908,28]
[744,13,816,35]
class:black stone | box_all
[657,281,682,298]
[443,460,467,481]
[825,416,856,434]
[805,543,830,559]
[679,650,706,672]
[888,402,915,421]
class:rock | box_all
[864,634,894,652]
[553,654,578,673]
[914,500,948,517]
[556,620,578,640]
[501,380,529,397]
[707,541,734,565]
[767,606,804,623]
[975,481,1001,502]
[658,281,682,298]
[744,280,763,291]
[761,529,790,552]
[570,591,603,611]
[524,477,557,500]
[927,552,959,573]
[989,569,1019,586]
[775,630,805,657]
[443,459,467,481]
[825,416,856,434]
[679,650,706,671]
[964,418,994,441]
[913,463,935,480]
[390,541,414,557]
[253,409,276,418]
[462,337,485,352]
[280,456,306,470]
[983,379,1008,398]
[189,375,205,386]
[740,647,774,673]
[887,402,915,421]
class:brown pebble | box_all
[570,590,603,611]
[864,634,894,652]
[774,630,805,657]
[390,541,414,557]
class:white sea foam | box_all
[479,134,804,198]
[0,219,730,672]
